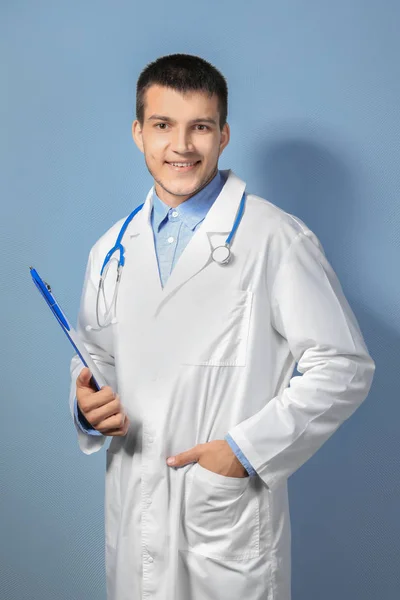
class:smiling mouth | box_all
[165,161,201,172]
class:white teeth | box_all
[169,162,197,167]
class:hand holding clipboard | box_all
[30,267,129,436]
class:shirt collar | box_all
[152,170,226,232]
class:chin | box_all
[164,180,202,197]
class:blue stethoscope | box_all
[94,192,246,329]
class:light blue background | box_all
[2,1,399,599]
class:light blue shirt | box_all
[151,170,224,286]
[74,170,256,476]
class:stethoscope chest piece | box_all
[212,245,231,265]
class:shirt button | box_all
[147,436,154,443]
[167,236,174,243]
[148,556,154,563]
[171,211,178,217]
[145,498,152,507]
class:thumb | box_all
[76,367,94,390]
[167,444,203,468]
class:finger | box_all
[97,411,127,433]
[76,369,114,405]
[80,387,118,414]
[102,415,130,437]
[167,444,203,467]
[76,367,93,390]
[88,397,123,426]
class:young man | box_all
[70,54,375,600]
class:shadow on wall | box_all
[253,127,399,600]
[255,127,359,270]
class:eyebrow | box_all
[147,115,217,126]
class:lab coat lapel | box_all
[158,170,246,308]
[125,170,247,315]
[123,189,163,315]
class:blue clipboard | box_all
[30,267,108,391]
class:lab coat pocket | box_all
[182,289,253,367]
[183,463,260,560]
[105,448,122,550]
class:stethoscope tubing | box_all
[94,191,246,329]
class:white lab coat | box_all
[69,170,375,600]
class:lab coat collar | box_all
[125,169,246,311]
[128,170,245,237]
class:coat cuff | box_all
[225,433,257,477]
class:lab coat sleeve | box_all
[69,248,116,455]
[228,231,376,490]
[225,434,257,476]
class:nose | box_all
[171,127,194,154]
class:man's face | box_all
[132,85,230,206]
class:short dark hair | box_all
[136,54,228,129]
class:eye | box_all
[155,123,168,129]
[195,124,209,131]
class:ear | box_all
[132,119,144,154]
[218,122,230,157]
